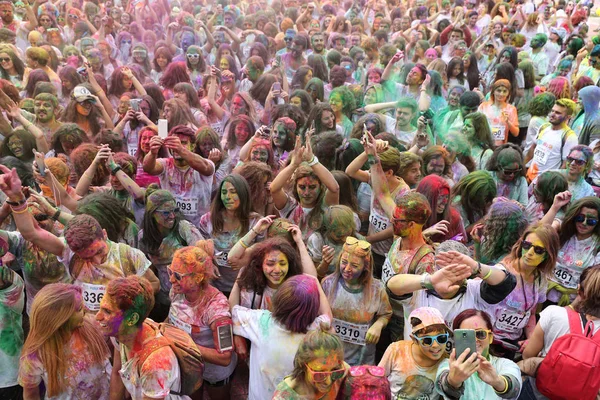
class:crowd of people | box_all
[0,0,599,398]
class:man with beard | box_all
[382,54,427,101]
[527,33,550,79]
[143,125,215,226]
[364,134,436,356]
[527,99,578,181]
[33,93,62,143]
[0,0,36,52]
[281,35,307,82]
[308,32,326,56]
[276,29,296,57]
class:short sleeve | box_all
[306,233,323,263]
[178,220,204,245]
[232,305,270,343]
[5,231,23,258]
[156,158,169,178]
[205,293,232,327]
[197,213,212,239]
[414,252,436,275]
[140,347,180,398]
[18,353,44,388]
[124,246,151,277]
[562,132,579,160]
[276,195,297,219]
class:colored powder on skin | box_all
[146,190,175,213]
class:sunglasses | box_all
[40,18,51,22]
[68,14,79,19]
[122,40,132,44]
[567,157,587,166]
[475,329,492,340]
[0,57,10,63]
[155,209,177,217]
[167,267,194,281]
[349,365,385,378]
[305,364,346,382]
[413,333,449,346]
[499,166,522,176]
[575,214,598,226]
[186,53,200,59]
[345,236,371,251]
[522,240,546,255]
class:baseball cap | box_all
[409,307,449,334]
[71,86,95,103]
[551,27,567,40]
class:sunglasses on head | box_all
[567,156,587,166]
[305,364,345,382]
[475,329,492,340]
[522,240,546,255]
[345,236,371,251]
[575,214,598,226]
[499,166,522,176]
[167,267,194,281]
[413,332,449,346]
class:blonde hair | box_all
[21,283,108,397]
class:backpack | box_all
[536,307,600,400]
[137,319,205,396]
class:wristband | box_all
[307,156,319,166]
[482,267,493,280]
[110,166,122,175]
[239,239,249,249]
[494,375,510,394]
[420,273,434,291]
[251,227,259,235]
[5,198,26,206]
[11,204,28,214]
[51,209,61,221]
[475,262,482,277]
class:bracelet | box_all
[110,166,122,175]
[10,204,28,214]
[475,262,482,277]
[495,375,510,394]
[251,228,259,235]
[482,267,493,280]
[307,156,319,166]
[420,273,434,291]
[51,209,61,221]
[5,198,26,206]
[239,239,249,249]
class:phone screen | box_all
[158,119,168,139]
[217,324,233,352]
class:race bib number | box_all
[215,251,229,268]
[176,197,198,216]
[169,313,193,334]
[127,143,138,157]
[533,145,551,166]
[381,258,395,285]
[333,318,368,346]
[496,309,530,333]
[82,283,106,311]
[492,126,506,142]
[369,212,389,233]
[553,266,579,289]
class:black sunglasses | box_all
[567,157,587,166]
[575,214,598,227]
[499,166,522,176]
[522,240,546,255]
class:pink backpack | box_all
[536,307,600,400]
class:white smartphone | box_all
[158,119,168,139]
[216,321,233,352]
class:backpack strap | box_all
[408,244,435,275]
[137,321,171,369]
[566,306,584,335]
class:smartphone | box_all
[130,98,141,112]
[33,150,45,177]
[273,82,281,92]
[216,320,233,352]
[158,119,168,139]
[454,329,477,358]
[76,66,88,79]
[260,127,271,138]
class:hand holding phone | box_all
[453,329,477,359]
[32,150,45,177]
[158,119,168,139]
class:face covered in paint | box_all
[566,149,588,179]
[234,122,251,144]
[412,326,448,361]
[436,188,450,214]
[76,100,93,116]
[305,348,345,394]
[132,47,147,63]
[230,95,247,116]
[339,250,366,284]
[169,256,203,295]
[272,121,289,149]
[153,200,177,230]
[250,144,270,163]
[328,94,343,114]
[530,35,545,49]
[426,156,445,176]
[574,206,598,237]
[7,135,23,157]
[181,32,195,52]
[497,161,521,182]
[520,232,546,269]
[245,60,261,82]
[368,70,381,84]
[392,207,414,237]
[220,181,240,211]
[262,250,289,288]
[140,129,155,153]
[461,117,475,139]
[296,176,321,208]
[73,237,110,265]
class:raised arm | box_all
[7,105,49,153]
[270,137,304,210]
[107,153,145,200]
[122,67,147,97]
[289,225,318,277]
[75,144,110,196]
[381,51,403,82]
[366,133,395,219]
[304,131,339,206]
[164,136,214,176]
[345,150,370,183]
[0,165,65,256]
[142,136,165,175]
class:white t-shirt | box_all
[0,272,24,388]
[157,158,215,226]
[539,305,600,356]
[232,305,329,400]
[528,126,577,180]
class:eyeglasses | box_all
[284,37,294,41]
[167,267,194,281]
[522,240,546,255]
[305,364,346,382]
[122,40,132,44]
[155,209,177,217]
[567,157,587,166]
[413,333,449,346]
[40,18,50,22]
[186,53,200,59]
[0,57,10,63]
[345,236,371,251]
[392,217,410,224]
[475,329,492,340]
[499,166,522,176]
[575,214,598,226]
